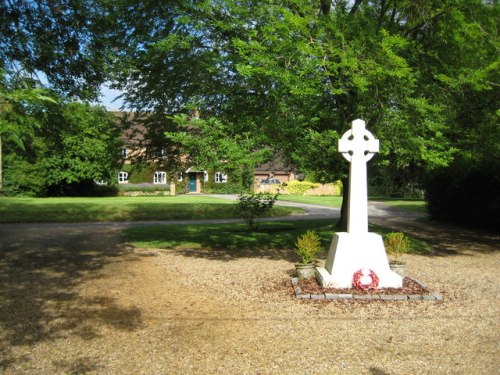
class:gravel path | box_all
[0,202,498,374]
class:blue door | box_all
[189,173,197,192]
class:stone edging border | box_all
[291,277,443,301]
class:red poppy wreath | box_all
[352,268,380,290]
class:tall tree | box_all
[0,70,57,192]
[0,0,113,99]
[108,0,497,226]
[3,99,121,196]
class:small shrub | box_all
[236,192,279,230]
[284,180,320,195]
[330,180,343,196]
[204,181,243,194]
[295,230,322,265]
[384,232,410,261]
[118,183,170,192]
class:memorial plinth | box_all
[316,119,403,289]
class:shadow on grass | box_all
[370,219,500,257]
[0,225,144,371]
[126,217,499,264]
[124,220,335,262]
[0,199,298,223]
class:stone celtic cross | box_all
[338,119,379,234]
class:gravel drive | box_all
[0,203,498,374]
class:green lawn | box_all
[280,194,427,213]
[0,196,302,223]
[278,195,343,207]
[124,219,432,256]
[371,198,428,213]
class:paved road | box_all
[0,196,423,233]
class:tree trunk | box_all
[336,176,349,231]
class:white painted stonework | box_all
[317,119,403,288]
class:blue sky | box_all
[99,84,124,111]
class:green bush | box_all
[284,180,320,195]
[295,230,322,264]
[121,164,156,184]
[204,181,243,194]
[424,160,499,231]
[2,155,47,196]
[330,180,343,196]
[118,183,169,192]
[384,232,410,260]
[236,192,279,230]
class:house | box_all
[254,158,296,185]
[114,112,296,193]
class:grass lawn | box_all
[278,195,343,207]
[371,197,428,213]
[280,194,427,213]
[0,196,303,223]
[124,219,432,256]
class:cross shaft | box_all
[338,119,379,233]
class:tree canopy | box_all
[1,0,113,99]
[1,0,498,227]
[108,0,497,189]
[3,98,121,196]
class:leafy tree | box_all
[0,71,57,193]
[107,0,498,227]
[3,100,121,196]
[165,113,273,188]
[0,0,113,99]
[0,0,117,194]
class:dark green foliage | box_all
[203,181,242,194]
[425,160,500,231]
[46,179,118,197]
[0,0,113,99]
[3,100,121,196]
[121,164,157,184]
[2,153,47,196]
[236,192,279,230]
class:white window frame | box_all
[215,172,228,183]
[121,148,128,158]
[118,171,128,184]
[153,171,167,184]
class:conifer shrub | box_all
[295,230,322,264]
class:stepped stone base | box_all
[316,232,402,289]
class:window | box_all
[154,148,167,158]
[215,172,228,183]
[118,171,128,184]
[121,148,128,158]
[154,171,167,184]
